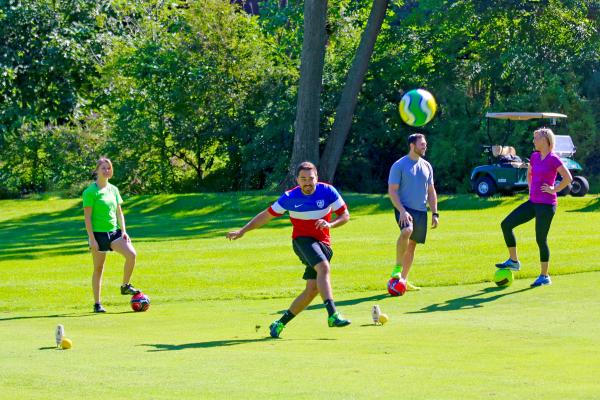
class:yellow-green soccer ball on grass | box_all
[494,268,514,287]
[60,337,73,349]
[378,313,389,325]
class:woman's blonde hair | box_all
[93,157,113,179]
[534,128,555,150]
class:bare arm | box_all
[542,165,573,194]
[84,206,99,251]
[315,209,350,230]
[226,209,276,240]
[388,183,411,224]
[116,204,131,242]
[427,183,439,229]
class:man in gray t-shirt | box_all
[387,133,439,291]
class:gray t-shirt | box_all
[388,155,434,211]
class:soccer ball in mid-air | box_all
[494,269,514,287]
[131,293,151,312]
[399,89,437,127]
[387,278,407,296]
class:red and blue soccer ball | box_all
[130,292,150,312]
[387,278,407,297]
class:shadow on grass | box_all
[407,286,533,313]
[0,193,288,261]
[275,293,389,314]
[437,195,506,210]
[0,310,133,321]
[344,193,508,214]
[0,193,536,261]
[565,197,600,213]
[142,336,335,351]
[142,338,273,351]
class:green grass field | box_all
[1,193,599,399]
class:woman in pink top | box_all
[495,128,572,287]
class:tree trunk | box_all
[281,0,328,189]
[319,0,388,184]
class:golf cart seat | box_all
[492,145,523,167]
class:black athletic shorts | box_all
[292,236,333,280]
[394,207,428,244]
[92,229,122,252]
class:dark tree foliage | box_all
[1,0,598,197]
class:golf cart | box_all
[470,112,589,197]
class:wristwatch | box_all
[432,212,440,218]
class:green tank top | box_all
[82,182,123,232]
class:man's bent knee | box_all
[400,228,413,239]
[314,261,330,276]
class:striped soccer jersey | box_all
[268,183,348,245]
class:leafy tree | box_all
[0,0,113,195]
[284,0,329,187]
[101,0,297,192]
[0,0,110,135]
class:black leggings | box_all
[501,200,556,262]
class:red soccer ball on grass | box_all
[130,292,150,312]
[387,278,407,297]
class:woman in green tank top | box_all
[83,157,143,313]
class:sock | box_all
[324,299,336,317]
[280,310,295,325]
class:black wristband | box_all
[432,212,439,218]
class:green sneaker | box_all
[269,320,285,338]
[328,312,351,327]
[390,266,402,279]
[406,281,421,291]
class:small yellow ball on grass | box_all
[378,313,389,325]
[61,338,72,350]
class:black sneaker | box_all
[94,303,106,313]
[120,283,141,295]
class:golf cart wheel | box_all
[475,176,496,197]
[557,183,571,197]
[570,176,589,197]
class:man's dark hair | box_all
[408,133,426,146]
[296,161,318,177]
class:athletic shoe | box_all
[406,281,421,291]
[93,303,106,313]
[120,283,141,295]
[530,275,552,287]
[495,258,521,271]
[328,312,351,327]
[269,320,285,338]
[390,266,402,279]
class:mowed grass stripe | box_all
[1,193,598,312]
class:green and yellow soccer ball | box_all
[494,268,514,287]
[399,89,437,127]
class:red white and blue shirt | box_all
[268,183,348,245]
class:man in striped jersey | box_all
[226,161,351,338]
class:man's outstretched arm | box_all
[226,209,276,240]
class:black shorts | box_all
[394,207,427,244]
[292,237,333,280]
[92,229,122,252]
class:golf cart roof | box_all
[486,112,568,120]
